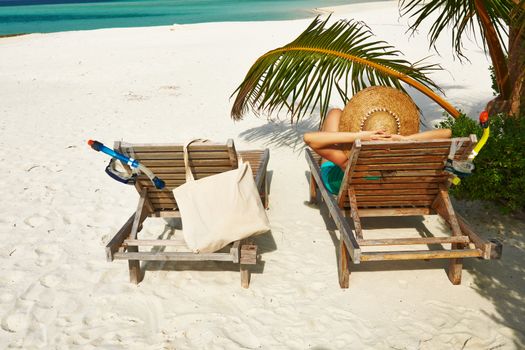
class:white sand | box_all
[1,1,524,349]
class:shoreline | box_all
[0,0,395,37]
[0,33,27,38]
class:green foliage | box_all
[489,65,499,96]
[439,113,525,212]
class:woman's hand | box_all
[386,134,407,141]
[357,130,391,141]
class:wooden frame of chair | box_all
[305,136,502,288]
[105,139,270,288]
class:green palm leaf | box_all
[400,0,524,99]
[400,0,516,58]
[231,17,459,124]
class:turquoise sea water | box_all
[0,0,356,35]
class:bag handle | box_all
[183,139,208,182]
[183,139,244,182]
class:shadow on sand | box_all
[239,117,318,150]
[307,170,525,347]
[455,200,525,347]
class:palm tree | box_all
[400,0,525,116]
[231,17,461,125]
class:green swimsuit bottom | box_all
[320,161,344,195]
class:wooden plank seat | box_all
[105,139,270,288]
[305,136,502,288]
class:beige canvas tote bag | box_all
[172,140,270,253]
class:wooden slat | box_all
[355,188,439,196]
[357,155,447,164]
[144,166,233,174]
[356,200,433,206]
[147,191,176,199]
[150,198,178,205]
[360,249,482,261]
[137,172,220,182]
[138,180,184,189]
[358,236,470,246]
[137,174,186,180]
[122,143,230,152]
[150,204,177,211]
[124,239,187,247]
[114,251,235,262]
[138,159,235,167]
[150,210,180,218]
[353,169,446,178]
[358,207,432,217]
[350,176,449,184]
[353,194,436,202]
[355,183,439,190]
[359,147,458,157]
[127,151,231,160]
[354,162,444,171]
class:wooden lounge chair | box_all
[105,139,269,288]
[305,136,502,288]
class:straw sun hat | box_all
[339,86,420,136]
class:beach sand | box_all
[1,1,524,348]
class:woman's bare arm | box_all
[303,130,388,149]
[389,128,452,141]
[303,130,389,168]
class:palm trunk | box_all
[507,14,525,116]
[475,0,511,99]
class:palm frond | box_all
[400,0,515,59]
[231,17,457,124]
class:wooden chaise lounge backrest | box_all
[116,139,238,212]
[337,135,477,211]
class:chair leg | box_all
[240,264,250,288]
[240,241,257,288]
[127,188,149,285]
[447,243,463,285]
[128,246,142,284]
[309,173,317,204]
[263,174,269,209]
[432,187,464,285]
[338,240,350,288]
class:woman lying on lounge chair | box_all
[303,104,451,195]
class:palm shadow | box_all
[453,199,525,347]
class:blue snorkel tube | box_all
[88,140,165,190]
